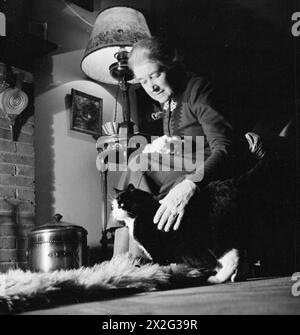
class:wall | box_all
[33,0,135,254]
[35,77,120,248]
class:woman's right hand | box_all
[153,179,197,232]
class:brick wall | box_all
[0,71,35,272]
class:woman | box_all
[109,37,235,257]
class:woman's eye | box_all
[151,72,161,79]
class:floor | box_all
[20,276,300,315]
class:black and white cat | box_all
[111,133,270,284]
[112,184,244,283]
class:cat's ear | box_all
[113,187,122,195]
[127,184,135,192]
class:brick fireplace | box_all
[0,0,56,273]
[0,71,35,272]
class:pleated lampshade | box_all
[81,6,151,84]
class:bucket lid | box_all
[30,213,88,234]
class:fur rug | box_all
[0,254,210,314]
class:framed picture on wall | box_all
[70,89,103,137]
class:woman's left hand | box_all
[153,180,197,231]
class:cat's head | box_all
[111,184,157,221]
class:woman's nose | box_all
[151,84,160,92]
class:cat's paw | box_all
[207,249,240,284]
[230,255,250,282]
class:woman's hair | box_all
[128,36,183,72]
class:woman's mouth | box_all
[154,91,164,97]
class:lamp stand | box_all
[109,49,134,137]
[119,79,134,137]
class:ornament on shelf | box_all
[0,67,29,141]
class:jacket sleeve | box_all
[184,79,234,188]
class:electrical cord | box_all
[113,85,120,123]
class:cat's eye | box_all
[120,203,124,208]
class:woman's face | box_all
[133,61,173,104]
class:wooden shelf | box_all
[0,34,57,71]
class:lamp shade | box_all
[81,6,151,84]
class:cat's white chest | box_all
[111,199,135,236]
[111,199,152,261]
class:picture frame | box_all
[70,89,103,137]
